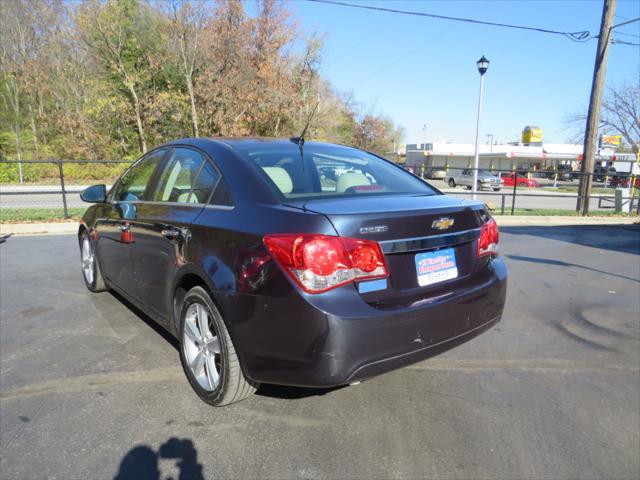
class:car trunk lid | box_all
[285,194,488,302]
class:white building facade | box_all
[404,142,630,175]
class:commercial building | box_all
[404,141,588,174]
[403,127,636,177]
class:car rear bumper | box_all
[222,256,507,388]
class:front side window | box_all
[152,148,218,204]
[234,143,437,201]
[113,150,165,202]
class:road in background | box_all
[1,227,639,479]
[0,182,625,211]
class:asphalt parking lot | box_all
[1,225,639,480]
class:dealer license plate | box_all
[415,248,458,287]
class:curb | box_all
[1,217,638,236]
[0,222,79,236]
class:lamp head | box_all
[477,55,489,76]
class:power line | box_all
[611,38,640,46]
[616,31,640,38]
[342,16,397,53]
[610,17,640,29]
[346,1,489,88]
[307,0,592,42]
[594,16,640,45]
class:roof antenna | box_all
[291,102,319,174]
[290,102,319,147]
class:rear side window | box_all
[152,148,218,204]
[113,150,165,202]
[234,143,436,201]
[209,179,233,207]
[191,161,219,204]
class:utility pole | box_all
[576,0,617,214]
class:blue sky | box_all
[285,0,640,144]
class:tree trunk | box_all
[127,83,147,153]
[14,124,23,179]
[28,104,39,160]
[274,116,280,136]
[186,76,199,137]
[8,78,24,182]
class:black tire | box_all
[79,231,107,292]
[493,188,501,192]
[466,185,472,190]
[448,178,456,187]
[519,181,527,187]
[178,286,258,406]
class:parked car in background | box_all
[499,172,539,188]
[425,167,447,180]
[447,169,503,191]
[78,138,507,406]
[544,164,574,181]
[609,174,640,189]
[594,165,617,183]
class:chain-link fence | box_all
[0,160,132,221]
[0,160,638,222]
[405,165,639,215]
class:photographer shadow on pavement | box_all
[114,437,204,480]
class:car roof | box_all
[154,137,366,206]
[162,137,351,151]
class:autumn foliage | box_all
[0,0,404,167]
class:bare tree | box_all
[565,80,640,152]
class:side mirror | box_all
[80,184,107,203]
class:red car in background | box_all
[609,175,640,189]
[499,172,539,188]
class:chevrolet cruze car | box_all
[79,138,507,406]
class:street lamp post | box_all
[486,133,494,153]
[472,55,490,200]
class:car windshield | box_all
[234,142,438,201]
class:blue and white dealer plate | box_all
[415,247,458,287]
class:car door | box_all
[131,147,221,323]
[96,149,168,299]
[461,169,471,186]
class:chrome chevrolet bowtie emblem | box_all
[431,217,455,230]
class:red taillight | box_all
[300,237,342,275]
[263,234,389,293]
[477,218,499,257]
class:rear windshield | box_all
[234,143,437,200]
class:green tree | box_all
[78,0,164,153]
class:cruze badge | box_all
[432,217,455,230]
[359,225,388,235]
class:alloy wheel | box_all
[81,237,94,285]
[182,302,222,391]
